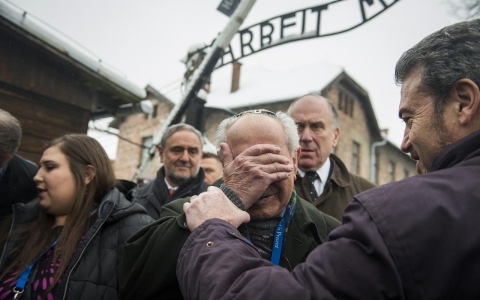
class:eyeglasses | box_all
[232,109,276,119]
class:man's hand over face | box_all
[183,186,250,231]
[219,142,293,209]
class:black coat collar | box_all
[432,130,480,172]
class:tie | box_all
[305,171,319,200]
[168,188,175,196]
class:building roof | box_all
[205,62,344,108]
[329,70,381,140]
[205,62,381,140]
[0,1,146,102]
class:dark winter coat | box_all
[177,129,480,300]
[119,195,340,299]
[137,167,209,219]
[0,181,153,300]
[294,153,376,221]
[0,155,38,218]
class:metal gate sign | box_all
[206,0,399,68]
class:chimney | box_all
[231,61,242,93]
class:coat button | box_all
[206,241,214,247]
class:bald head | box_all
[226,114,288,157]
[216,110,299,157]
[287,94,340,172]
[288,94,339,129]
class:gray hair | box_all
[216,110,299,157]
[160,123,203,149]
[395,19,480,115]
[0,109,22,168]
[287,94,340,129]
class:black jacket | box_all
[0,181,153,300]
[0,155,38,218]
[137,167,209,219]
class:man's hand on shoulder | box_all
[183,186,250,231]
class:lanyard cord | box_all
[13,236,61,299]
[246,194,297,266]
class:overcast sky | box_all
[6,0,464,147]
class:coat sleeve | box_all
[177,199,405,300]
[120,201,190,299]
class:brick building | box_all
[112,85,174,180]
[113,62,416,185]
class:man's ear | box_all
[332,127,340,148]
[453,79,480,126]
[158,145,165,163]
[217,143,233,167]
[84,165,96,185]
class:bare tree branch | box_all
[449,0,480,19]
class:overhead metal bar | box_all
[135,0,257,179]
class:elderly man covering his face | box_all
[120,110,340,299]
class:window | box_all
[338,90,344,111]
[139,136,153,167]
[348,96,354,117]
[352,141,360,174]
[388,161,396,182]
[338,89,354,117]
[404,169,410,178]
[144,104,158,119]
[152,105,158,118]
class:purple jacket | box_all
[177,129,480,300]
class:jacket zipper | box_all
[61,202,114,300]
